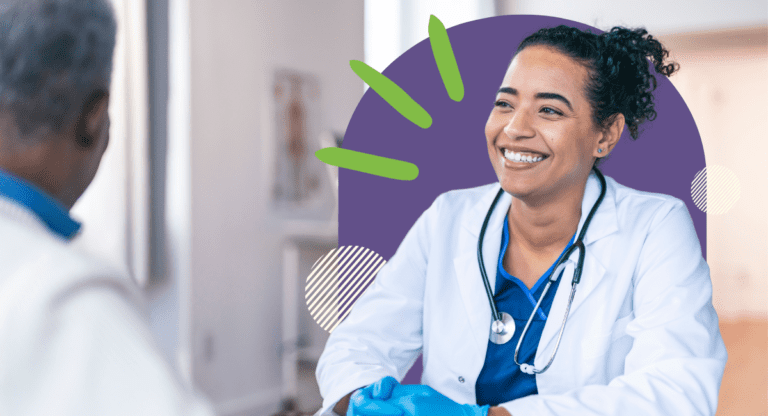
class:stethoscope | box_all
[477,166,607,375]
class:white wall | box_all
[497,0,767,34]
[365,0,495,72]
[167,1,363,414]
[71,0,150,287]
[661,29,768,319]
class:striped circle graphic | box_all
[691,165,741,215]
[305,246,387,332]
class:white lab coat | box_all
[317,172,727,416]
[0,196,215,416]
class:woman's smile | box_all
[499,146,550,167]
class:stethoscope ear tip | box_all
[520,364,536,375]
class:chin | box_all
[499,178,537,199]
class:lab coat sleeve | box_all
[315,197,440,415]
[0,275,216,416]
[499,200,727,416]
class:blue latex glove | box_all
[347,376,403,416]
[385,384,490,416]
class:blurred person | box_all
[317,25,727,416]
[0,0,214,414]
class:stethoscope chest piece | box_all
[489,311,515,345]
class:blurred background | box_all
[55,0,767,415]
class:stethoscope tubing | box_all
[477,166,607,373]
[477,189,507,323]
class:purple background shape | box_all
[338,15,706,386]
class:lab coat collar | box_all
[576,170,618,246]
[452,172,618,357]
[537,172,618,365]
[452,183,510,356]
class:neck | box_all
[507,175,589,251]
[0,131,72,210]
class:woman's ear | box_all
[595,113,625,158]
[75,90,109,148]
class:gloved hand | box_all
[349,377,490,416]
[347,376,403,416]
[384,384,489,416]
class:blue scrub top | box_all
[475,215,575,405]
[0,168,81,240]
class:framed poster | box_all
[272,70,335,221]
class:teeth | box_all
[504,149,545,163]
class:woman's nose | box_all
[503,110,535,139]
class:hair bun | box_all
[602,27,679,77]
[516,24,679,141]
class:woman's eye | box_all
[541,107,563,116]
[494,100,511,108]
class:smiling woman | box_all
[487,45,603,219]
[487,27,678,207]
[317,23,726,416]
[485,26,679,290]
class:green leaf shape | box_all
[349,60,432,129]
[316,147,419,181]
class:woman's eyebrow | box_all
[535,92,573,111]
[497,87,573,112]
[497,87,517,96]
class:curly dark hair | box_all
[0,0,116,139]
[517,25,679,142]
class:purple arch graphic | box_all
[338,15,706,385]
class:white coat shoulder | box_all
[0,204,215,416]
[609,176,691,220]
[606,176,702,256]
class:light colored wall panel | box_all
[509,0,767,34]
[169,1,364,414]
[662,27,768,319]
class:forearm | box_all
[489,406,512,416]
[332,391,356,416]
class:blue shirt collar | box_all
[0,168,81,240]
[498,214,577,293]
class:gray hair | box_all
[0,0,116,138]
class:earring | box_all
[597,148,603,154]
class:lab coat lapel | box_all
[536,172,618,361]
[452,184,512,353]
